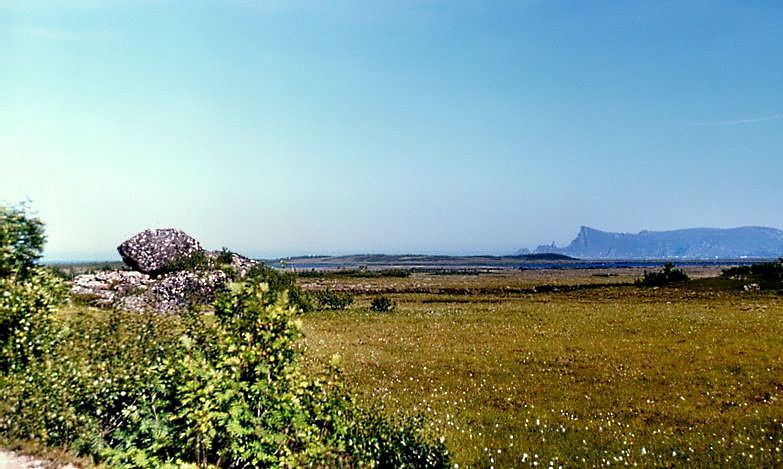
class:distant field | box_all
[299,269,783,467]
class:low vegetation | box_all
[301,273,783,467]
[313,288,355,310]
[635,262,690,287]
[0,205,449,468]
[722,259,783,290]
[5,203,783,467]
[370,296,396,312]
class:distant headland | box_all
[522,226,783,260]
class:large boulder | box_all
[117,228,202,275]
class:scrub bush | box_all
[370,296,396,312]
[635,263,689,287]
[722,259,783,289]
[245,264,314,312]
[314,288,354,310]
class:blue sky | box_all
[1,0,782,260]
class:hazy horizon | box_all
[4,1,782,259]
[40,223,783,263]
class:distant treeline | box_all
[297,268,412,279]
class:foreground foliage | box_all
[0,282,448,468]
[0,204,448,468]
[0,203,46,280]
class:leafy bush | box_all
[0,203,46,280]
[370,295,396,312]
[246,264,314,312]
[0,280,448,467]
[635,263,689,287]
[0,203,66,373]
[160,249,239,280]
[314,289,354,310]
[0,267,66,374]
[161,250,213,274]
[216,247,234,264]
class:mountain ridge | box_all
[529,226,783,259]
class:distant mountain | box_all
[532,226,783,259]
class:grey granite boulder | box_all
[70,270,153,306]
[134,270,228,313]
[117,228,202,275]
[72,269,228,313]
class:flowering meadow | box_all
[300,269,783,467]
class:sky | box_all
[1,0,782,260]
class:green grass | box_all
[300,271,783,467]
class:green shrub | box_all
[160,248,245,281]
[635,263,689,287]
[370,295,396,312]
[161,250,213,274]
[0,279,448,467]
[0,267,66,373]
[0,203,66,372]
[314,289,354,310]
[0,203,46,280]
[246,264,314,312]
[216,247,234,264]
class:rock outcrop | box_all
[72,229,259,313]
[207,250,259,278]
[117,228,202,276]
[71,270,153,306]
[116,270,228,313]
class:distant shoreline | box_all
[45,256,774,271]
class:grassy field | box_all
[299,269,783,467]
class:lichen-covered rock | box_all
[70,270,152,306]
[133,270,228,313]
[117,228,202,275]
